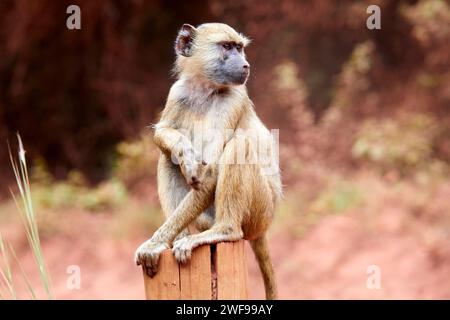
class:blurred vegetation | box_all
[0,0,448,184]
[0,0,449,237]
[113,133,159,186]
[7,133,163,239]
[30,160,127,212]
[275,177,365,237]
[310,180,363,215]
[352,112,447,175]
[27,132,161,211]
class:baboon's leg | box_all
[172,136,261,262]
[172,224,243,263]
[157,156,191,241]
[135,165,217,276]
[172,136,278,301]
[194,206,215,232]
[151,165,217,244]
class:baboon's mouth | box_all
[230,71,249,85]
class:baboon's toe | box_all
[172,238,193,264]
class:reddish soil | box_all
[6,207,450,300]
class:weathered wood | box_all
[216,241,248,299]
[143,249,180,299]
[142,241,248,300]
[179,245,212,299]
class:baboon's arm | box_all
[153,123,196,163]
[151,182,215,245]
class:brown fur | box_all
[135,23,281,300]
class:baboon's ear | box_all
[175,24,197,57]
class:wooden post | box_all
[143,240,249,300]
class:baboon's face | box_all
[175,23,251,87]
[205,40,250,86]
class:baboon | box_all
[135,23,282,299]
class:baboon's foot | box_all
[172,236,196,264]
[134,240,169,277]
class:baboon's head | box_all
[174,23,251,86]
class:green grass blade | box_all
[0,233,16,299]
[8,135,53,299]
[8,243,37,300]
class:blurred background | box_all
[0,0,449,299]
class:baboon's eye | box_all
[222,43,232,51]
[236,44,243,52]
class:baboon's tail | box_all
[250,236,278,300]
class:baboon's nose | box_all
[243,63,250,70]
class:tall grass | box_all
[0,134,53,299]
[0,234,16,299]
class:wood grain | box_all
[143,241,248,300]
[180,244,212,299]
[216,241,249,299]
[143,249,180,299]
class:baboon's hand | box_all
[179,147,207,190]
[134,240,169,277]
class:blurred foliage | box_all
[334,41,375,108]
[27,132,162,211]
[110,202,163,239]
[0,0,213,181]
[273,61,306,94]
[30,161,127,212]
[33,178,127,212]
[0,0,448,191]
[113,133,159,186]
[352,113,447,175]
[402,0,450,45]
[310,181,363,215]
[275,177,364,237]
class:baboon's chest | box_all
[176,99,238,162]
